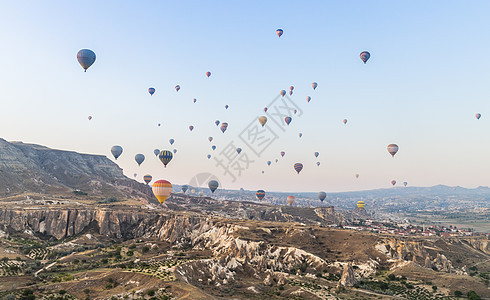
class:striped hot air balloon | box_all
[357,200,365,209]
[287,196,295,205]
[256,190,266,201]
[284,116,292,125]
[159,150,173,167]
[143,175,152,184]
[387,144,399,157]
[220,123,228,133]
[294,163,303,174]
[152,180,172,204]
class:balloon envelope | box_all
[88,116,92,120]
[206,71,211,77]
[476,113,481,119]
[182,185,189,193]
[276,29,283,37]
[264,107,268,112]
[175,85,180,92]
[111,146,123,160]
[403,181,408,187]
[189,125,194,131]
[387,144,399,157]
[343,119,347,124]
[318,192,326,202]
[284,117,292,125]
[314,152,319,158]
[258,116,267,127]
[287,196,295,205]
[215,120,220,126]
[312,82,318,90]
[357,201,365,209]
[294,163,303,174]
[267,161,271,166]
[391,180,397,186]
[159,150,173,167]
[143,175,152,184]
[208,137,213,142]
[148,88,155,95]
[280,90,286,97]
[154,149,160,156]
[169,139,175,145]
[207,154,211,159]
[135,154,145,166]
[306,96,311,103]
[236,148,242,154]
[256,190,265,201]
[152,180,172,204]
[212,145,216,150]
[77,49,96,72]
[280,151,285,157]
[225,105,229,109]
[360,51,371,63]
[208,180,219,193]
[220,123,228,133]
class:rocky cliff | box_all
[0,139,151,200]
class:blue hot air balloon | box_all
[169,139,175,145]
[77,49,96,72]
[111,146,123,160]
[208,180,219,193]
[148,88,155,96]
[285,117,292,125]
[135,154,145,166]
[153,149,160,156]
[360,51,371,64]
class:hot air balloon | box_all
[134,173,137,178]
[284,116,292,125]
[355,174,360,179]
[154,149,160,156]
[287,196,295,205]
[264,107,268,113]
[403,181,408,187]
[189,125,194,131]
[316,162,320,166]
[256,190,265,201]
[387,144,399,157]
[148,88,155,96]
[357,201,365,209]
[212,145,216,151]
[169,139,175,145]
[193,98,197,103]
[143,175,152,185]
[173,149,177,154]
[314,152,319,158]
[267,161,271,166]
[220,123,228,133]
[175,85,180,92]
[77,49,96,72]
[111,146,123,160]
[298,133,302,138]
[343,119,347,124]
[182,185,189,193]
[215,120,220,126]
[280,90,286,97]
[391,180,397,186]
[158,150,173,167]
[208,137,213,142]
[158,123,161,126]
[275,159,278,163]
[294,163,303,174]
[207,154,211,159]
[261,170,265,174]
[236,148,242,154]
[312,82,318,90]
[152,180,172,204]
[289,91,293,96]
[476,113,481,119]
[258,116,267,127]
[276,29,283,37]
[88,116,92,121]
[135,154,145,166]
[206,71,211,77]
[360,51,370,64]
[280,151,285,157]
[318,192,326,202]
[290,86,294,91]
[208,180,219,193]
[306,96,311,103]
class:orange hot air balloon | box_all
[152,180,172,204]
[387,144,399,157]
[343,119,347,124]
[287,196,295,205]
[355,174,359,179]
[258,116,267,127]
[206,71,211,77]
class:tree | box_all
[467,291,481,300]
[454,290,463,297]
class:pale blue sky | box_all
[1,1,490,192]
